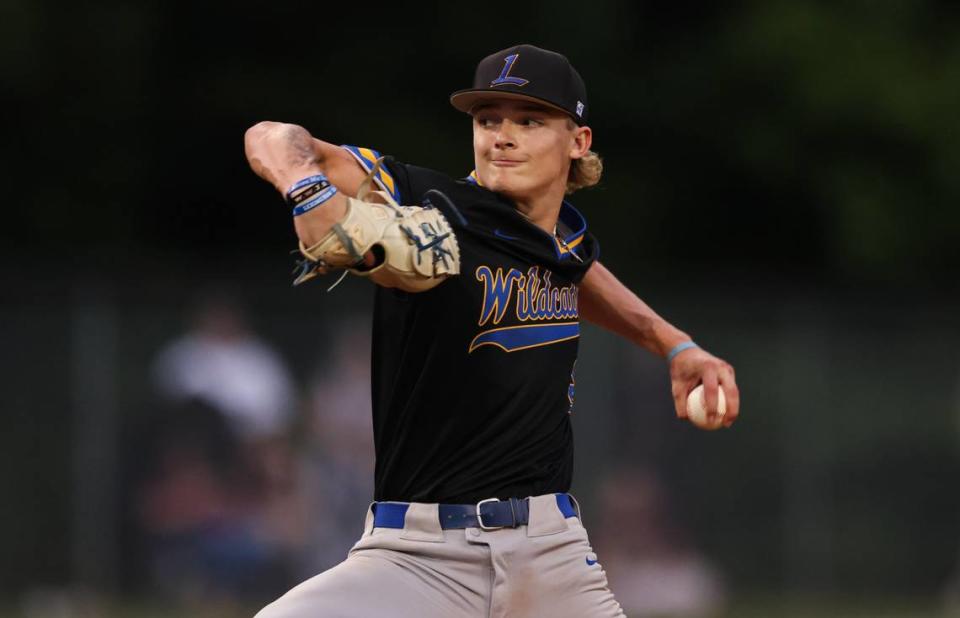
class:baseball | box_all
[686,384,726,430]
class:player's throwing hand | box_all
[670,344,740,428]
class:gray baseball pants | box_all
[256,493,624,617]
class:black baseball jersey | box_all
[341,146,599,504]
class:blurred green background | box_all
[2,0,959,616]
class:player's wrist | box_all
[666,340,699,363]
[287,173,339,217]
[650,319,691,358]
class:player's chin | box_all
[484,171,528,196]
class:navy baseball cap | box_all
[450,44,589,125]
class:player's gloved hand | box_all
[669,346,740,427]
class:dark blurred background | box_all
[3,1,960,616]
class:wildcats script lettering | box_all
[475,266,579,326]
[468,265,581,354]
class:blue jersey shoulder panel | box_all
[341,145,402,203]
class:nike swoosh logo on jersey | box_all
[586,556,599,566]
[494,229,520,241]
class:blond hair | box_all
[567,150,603,194]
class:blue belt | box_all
[372,493,578,530]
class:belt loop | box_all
[567,493,583,524]
[526,493,570,537]
[362,502,376,537]
[399,503,446,542]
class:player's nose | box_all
[494,121,517,149]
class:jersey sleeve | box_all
[340,145,404,204]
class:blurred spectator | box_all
[592,467,727,617]
[297,318,375,577]
[150,294,300,542]
[137,294,302,608]
[152,294,295,441]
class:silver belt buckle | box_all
[476,497,504,530]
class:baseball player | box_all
[244,44,739,617]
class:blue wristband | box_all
[667,341,699,362]
[292,184,338,216]
[286,173,338,217]
[286,174,329,198]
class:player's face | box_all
[471,99,591,203]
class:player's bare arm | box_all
[309,136,370,197]
[245,121,348,245]
[244,121,379,264]
[245,121,459,291]
[579,261,740,426]
[246,122,369,195]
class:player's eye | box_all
[522,117,544,127]
[475,116,498,128]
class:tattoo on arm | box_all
[245,121,325,192]
[281,124,319,168]
[248,156,276,186]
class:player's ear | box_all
[569,125,592,160]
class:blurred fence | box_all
[1,259,958,611]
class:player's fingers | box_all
[672,380,689,419]
[702,368,720,420]
[719,364,740,427]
